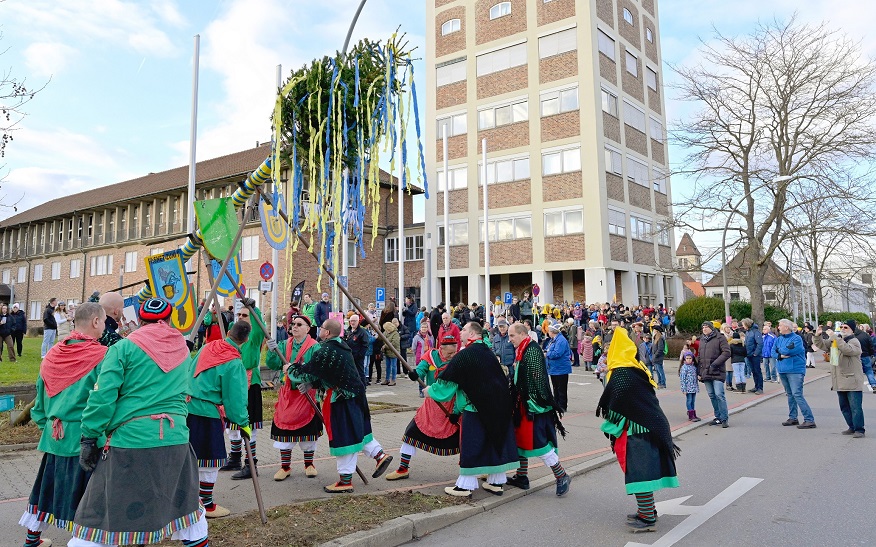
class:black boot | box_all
[219,452,242,471]
[232,458,258,480]
[737,383,746,393]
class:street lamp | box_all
[721,175,793,324]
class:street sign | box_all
[339,275,348,288]
[376,287,385,303]
[532,283,540,297]
[259,262,274,281]
[259,281,273,292]
[504,292,513,304]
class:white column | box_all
[482,138,490,320]
[398,131,405,305]
[442,126,450,305]
[186,35,200,235]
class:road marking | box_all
[570,382,592,386]
[365,390,396,397]
[625,477,763,547]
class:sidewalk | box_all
[0,358,834,544]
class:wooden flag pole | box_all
[241,436,267,524]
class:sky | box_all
[1,0,874,258]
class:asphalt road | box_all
[412,374,875,547]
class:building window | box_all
[604,146,623,175]
[862,273,873,285]
[247,289,261,311]
[438,165,468,191]
[90,254,113,276]
[623,7,633,25]
[538,27,577,59]
[476,42,527,77]
[646,67,658,90]
[405,235,424,261]
[51,262,61,280]
[544,208,584,236]
[480,214,532,242]
[385,238,399,263]
[70,259,81,279]
[439,221,469,246]
[436,113,467,138]
[125,251,138,273]
[17,266,26,283]
[730,292,741,301]
[601,88,618,116]
[626,157,649,186]
[30,301,41,319]
[489,2,511,20]
[478,99,528,130]
[436,59,466,86]
[630,217,653,241]
[241,235,259,261]
[623,100,646,132]
[441,18,460,36]
[33,264,43,282]
[1,270,9,284]
[650,117,665,143]
[480,156,530,185]
[625,50,638,76]
[346,241,357,268]
[542,146,581,176]
[764,290,777,301]
[608,208,627,236]
[540,87,578,117]
[740,267,751,277]
[651,168,667,193]
[646,27,654,43]
[656,223,671,246]
[597,30,615,60]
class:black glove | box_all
[186,339,195,352]
[80,437,100,472]
[408,370,419,382]
[448,413,460,425]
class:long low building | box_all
[0,143,424,331]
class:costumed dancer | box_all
[427,321,518,498]
[596,327,680,533]
[290,319,393,493]
[265,314,322,481]
[505,322,571,497]
[385,332,461,481]
[18,303,108,547]
[69,298,207,546]
[220,298,266,480]
[186,321,252,519]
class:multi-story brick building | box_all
[0,143,423,332]
[424,0,683,308]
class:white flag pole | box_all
[482,138,490,324]
[442,126,450,306]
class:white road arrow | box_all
[570,382,592,386]
[625,477,763,547]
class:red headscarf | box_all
[41,332,108,397]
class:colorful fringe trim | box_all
[22,504,74,532]
[229,421,262,430]
[71,507,202,545]
[400,435,459,456]
[270,434,321,443]
[196,458,225,468]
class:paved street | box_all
[0,359,841,545]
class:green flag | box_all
[195,198,241,261]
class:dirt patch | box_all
[201,491,469,547]
[0,418,40,445]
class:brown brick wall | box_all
[437,81,466,110]
[617,0,641,50]
[610,234,628,262]
[545,234,585,262]
[435,134,467,162]
[436,245,469,270]
[477,65,528,99]
[643,16,658,63]
[572,270,586,302]
[628,181,652,211]
[658,245,672,268]
[479,121,530,152]
[647,87,662,115]
[625,125,648,156]
[651,139,666,165]
[655,192,669,216]
[606,173,625,202]
[603,111,621,144]
[475,0,526,45]
[596,0,614,27]
[436,188,469,215]
[642,0,655,16]
[479,240,532,267]
[599,54,617,84]
[478,180,531,209]
[537,0,575,26]
[622,55,644,102]
[632,239,655,266]
[436,6,466,58]
[539,51,578,84]
[542,171,583,202]
[542,110,580,143]
[551,271,564,303]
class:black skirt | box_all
[270,412,323,443]
[458,410,518,475]
[23,453,92,531]
[187,414,227,467]
[401,419,460,456]
[227,384,263,430]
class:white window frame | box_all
[441,18,461,36]
[540,86,579,117]
[89,254,113,277]
[478,98,528,130]
[646,27,654,43]
[241,235,259,261]
[346,241,357,268]
[601,87,618,117]
[542,146,582,176]
[538,27,577,59]
[656,223,671,246]
[649,117,665,143]
[385,237,399,263]
[623,100,646,133]
[626,156,649,187]
[476,42,527,77]
[1,269,9,284]
[150,247,164,256]
[489,2,511,20]
[405,235,424,261]
[597,29,615,61]
[70,259,81,279]
[480,213,532,242]
[439,220,469,246]
[436,59,466,87]
[51,261,61,280]
[124,251,138,273]
[17,266,26,283]
[30,301,41,319]
[646,67,658,90]
[544,207,584,237]
[437,165,468,191]
[33,264,43,282]
[479,154,531,185]
[436,112,467,138]
[630,216,653,242]
[625,50,638,77]
[623,7,634,25]
[608,207,627,236]
[652,168,667,194]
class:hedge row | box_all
[675,297,790,333]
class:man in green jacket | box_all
[70,298,208,546]
[187,321,252,519]
[19,302,108,547]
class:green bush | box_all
[809,312,871,328]
[675,297,790,333]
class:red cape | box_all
[42,332,108,397]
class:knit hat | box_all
[140,298,172,322]
[701,321,714,331]
[681,350,695,360]
[845,319,857,331]
[548,322,562,333]
[496,318,508,326]
[290,314,312,327]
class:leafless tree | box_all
[670,16,876,323]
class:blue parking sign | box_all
[376,287,385,302]
[504,292,513,305]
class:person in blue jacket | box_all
[773,318,816,429]
[546,322,572,412]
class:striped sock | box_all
[249,439,257,459]
[635,492,656,522]
[303,450,315,468]
[199,480,215,510]
[182,538,210,547]
[229,438,242,455]
[279,449,292,471]
[398,452,412,472]
[338,473,353,486]
[550,462,567,480]
[373,449,386,462]
[24,530,41,547]
[516,456,529,477]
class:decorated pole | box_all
[270,63,281,340]
[187,35,200,235]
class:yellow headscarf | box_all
[605,327,658,388]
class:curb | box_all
[319,372,831,547]
[0,442,38,452]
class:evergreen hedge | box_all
[675,297,791,333]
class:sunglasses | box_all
[237,313,250,318]
[292,322,308,327]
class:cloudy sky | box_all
[1,0,873,244]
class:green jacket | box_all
[301,302,316,324]
[80,339,192,448]
[266,337,319,386]
[231,306,265,386]
[416,349,448,387]
[187,340,250,427]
